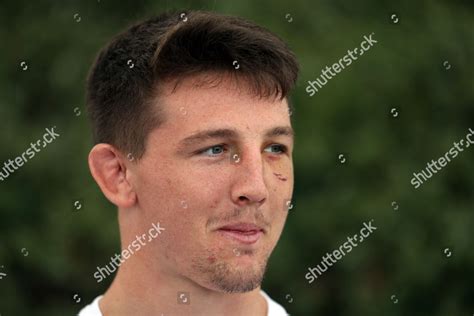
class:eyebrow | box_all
[177,126,295,150]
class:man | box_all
[80,9,299,316]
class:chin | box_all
[189,246,269,293]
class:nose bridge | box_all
[231,144,268,204]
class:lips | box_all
[218,223,264,232]
[217,223,264,244]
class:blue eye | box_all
[199,144,288,157]
[200,145,227,157]
[264,144,288,154]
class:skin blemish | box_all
[273,172,287,181]
[208,255,217,264]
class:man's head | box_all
[86,10,299,294]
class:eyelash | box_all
[198,144,288,157]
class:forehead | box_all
[155,73,292,140]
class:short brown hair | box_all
[86,10,299,159]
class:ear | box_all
[88,144,137,208]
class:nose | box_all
[231,149,269,207]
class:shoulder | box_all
[77,295,103,316]
[260,290,288,316]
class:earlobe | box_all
[88,144,137,208]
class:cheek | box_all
[273,172,288,182]
[267,210,288,248]
[267,156,293,185]
[178,158,231,190]
[270,162,294,202]
[159,211,208,265]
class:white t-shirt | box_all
[78,290,288,316]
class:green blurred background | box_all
[1,0,473,315]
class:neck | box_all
[99,256,268,316]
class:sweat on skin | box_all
[87,73,295,316]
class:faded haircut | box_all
[86,10,299,159]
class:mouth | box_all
[216,223,264,245]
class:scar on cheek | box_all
[273,172,287,181]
